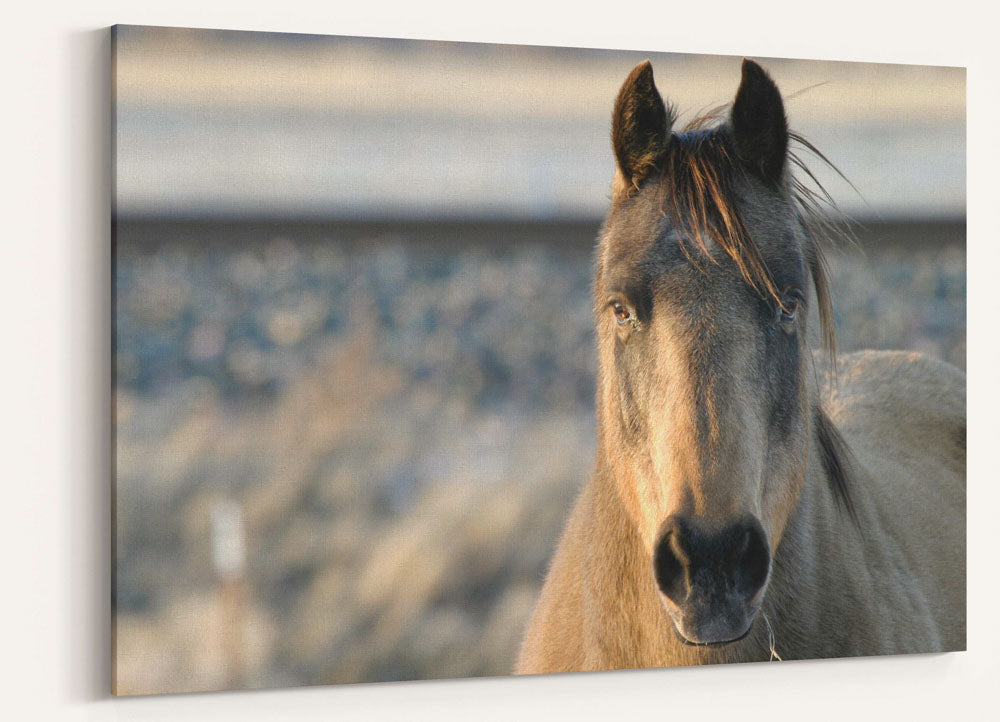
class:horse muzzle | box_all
[652,514,771,645]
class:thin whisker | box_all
[762,612,783,661]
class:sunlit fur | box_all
[517,60,965,672]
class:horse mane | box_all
[652,111,859,520]
[813,404,860,525]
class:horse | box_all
[516,59,965,672]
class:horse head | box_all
[596,59,834,646]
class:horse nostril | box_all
[734,529,751,559]
[653,527,687,604]
[735,521,770,595]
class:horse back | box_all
[822,350,965,489]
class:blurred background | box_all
[112,25,965,695]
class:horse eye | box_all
[778,292,802,327]
[780,297,799,320]
[613,302,632,325]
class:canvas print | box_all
[112,25,966,695]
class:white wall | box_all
[2,1,996,719]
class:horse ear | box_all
[730,59,788,184]
[612,61,671,192]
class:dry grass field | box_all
[113,227,964,694]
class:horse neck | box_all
[584,453,679,665]
[756,392,873,656]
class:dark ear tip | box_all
[740,58,767,81]
[627,60,655,85]
[616,61,659,109]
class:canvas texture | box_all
[112,24,966,695]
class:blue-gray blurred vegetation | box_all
[112,25,965,695]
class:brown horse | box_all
[517,59,965,672]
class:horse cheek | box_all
[760,345,810,547]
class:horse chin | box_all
[662,600,761,648]
[673,620,755,648]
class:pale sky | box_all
[114,25,966,221]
